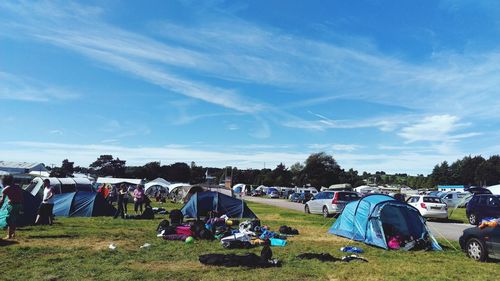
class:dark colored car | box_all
[459,226,500,262]
[466,194,500,225]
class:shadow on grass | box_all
[26,234,79,239]
[0,239,19,246]
[426,218,464,224]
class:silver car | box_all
[305,191,360,217]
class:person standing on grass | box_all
[133,184,145,214]
[0,175,24,239]
[35,179,54,225]
[113,184,127,219]
[122,184,129,215]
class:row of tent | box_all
[1,182,256,227]
[3,177,443,251]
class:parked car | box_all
[269,190,280,199]
[466,194,500,225]
[289,193,302,203]
[251,190,264,197]
[459,226,500,262]
[304,191,360,218]
[440,192,472,208]
[406,195,448,219]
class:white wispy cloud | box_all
[2,141,308,169]
[0,1,265,115]
[0,71,78,102]
[398,114,480,143]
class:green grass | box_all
[0,201,496,281]
[448,208,468,224]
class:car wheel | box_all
[468,213,479,225]
[466,238,487,262]
[305,205,310,214]
[323,207,330,218]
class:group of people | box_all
[97,183,148,219]
[0,176,55,239]
[0,176,156,239]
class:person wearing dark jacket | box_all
[113,184,127,219]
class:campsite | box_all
[3,1,500,280]
[0,191,499,280]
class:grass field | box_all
[448,208,468,224]
[0,201,496,281]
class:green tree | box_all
[302,152,341,189]
[49,159,74,177]
[90,155,126,177]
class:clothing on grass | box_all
[296,253,340,262]
[163,234,189,241]
[199,246,280,268]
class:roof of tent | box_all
[145,178,171,191]
[487,184,500,195]
[329,194,441,250]
[52,191,116,217]
[233,183,246,192]
[181,191,257,219]
[150,177,170,185]
[96,177,142,185]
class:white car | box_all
[305,191,360,217]
[440,192,472,208]
[407,195,448,219]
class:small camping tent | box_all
[181,191,257,219]
[169,184,205,203]
[145,178,171,196]
[232,183,245,193]
[329,194,441,250]
[52,191,115,217]
[0,188,41,228]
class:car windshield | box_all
[423,196,442,203]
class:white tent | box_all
[354,185,377,194]
[487,184,500,195]
[232,183,245,192]
[96,177,143,185]
[145,178,171,195]
[255,185,268,192]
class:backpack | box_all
[190,221,214,240]
[169,209,184,226]
[221,240,253,249]
[156,219,170,234]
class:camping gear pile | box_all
[156,207,299,249]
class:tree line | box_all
[48,153,500,189]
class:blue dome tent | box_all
[181,191,257,219]
[53,192,115,217]
[329,194,442,250]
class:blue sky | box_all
[1,0,500,174]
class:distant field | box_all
[0,201,496,281]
